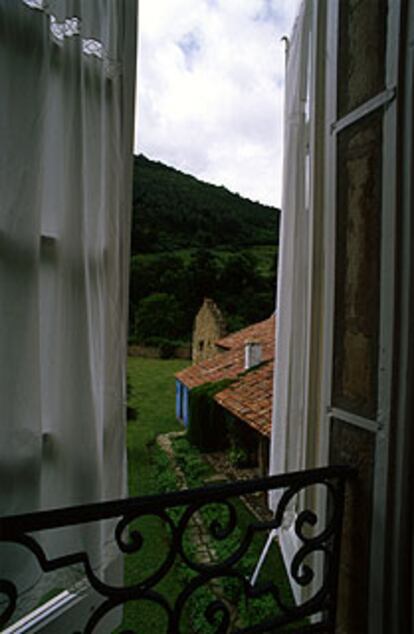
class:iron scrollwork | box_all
[0,465,353,633]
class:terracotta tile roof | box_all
[175,337,274,390]
[215,314,275,350]
[214,361,274,438]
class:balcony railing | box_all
[0,465,353,633]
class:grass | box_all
[117,356,188,632]
[126,356,187,497]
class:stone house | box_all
[176,315,275,474]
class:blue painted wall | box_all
[182,386,190,428]
[175,380,182,420]
[176,380,190,427]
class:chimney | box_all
[244,341,262,370]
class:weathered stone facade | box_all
[192,298,226,363]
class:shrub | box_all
[172,436,212,487]
[134,293,184,342]
[141,336,188,359]
[226,418,258,468]
[126,377,137,420]
[229,445,250,468]
[158,340,176,359]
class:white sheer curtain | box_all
[0,0,136,613]
[269,0,311,499]
[268,1,331,606]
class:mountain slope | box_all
[131,155,280,254]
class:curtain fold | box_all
[269,0,311,503]
[0,0,136,616]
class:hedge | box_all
[187,379,234,452]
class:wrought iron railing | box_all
[0,466,353,633]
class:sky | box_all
[134,0,302,208]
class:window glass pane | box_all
[338,0,387,118]
[333,111,382,418]
[329,419,375,633]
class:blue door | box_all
[182,386,189,427]
[175,380,182,420]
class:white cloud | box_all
[135,0,302,207]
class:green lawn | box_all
[118,357,188,632]
[126,356,187,498]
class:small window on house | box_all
[199,340,204,351]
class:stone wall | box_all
[192,298,226,363]
[128,344,191,359]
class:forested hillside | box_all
[131,154,278,253]
[129,155,280,346]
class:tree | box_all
[188,248,219,306]
[134,293,184,342]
